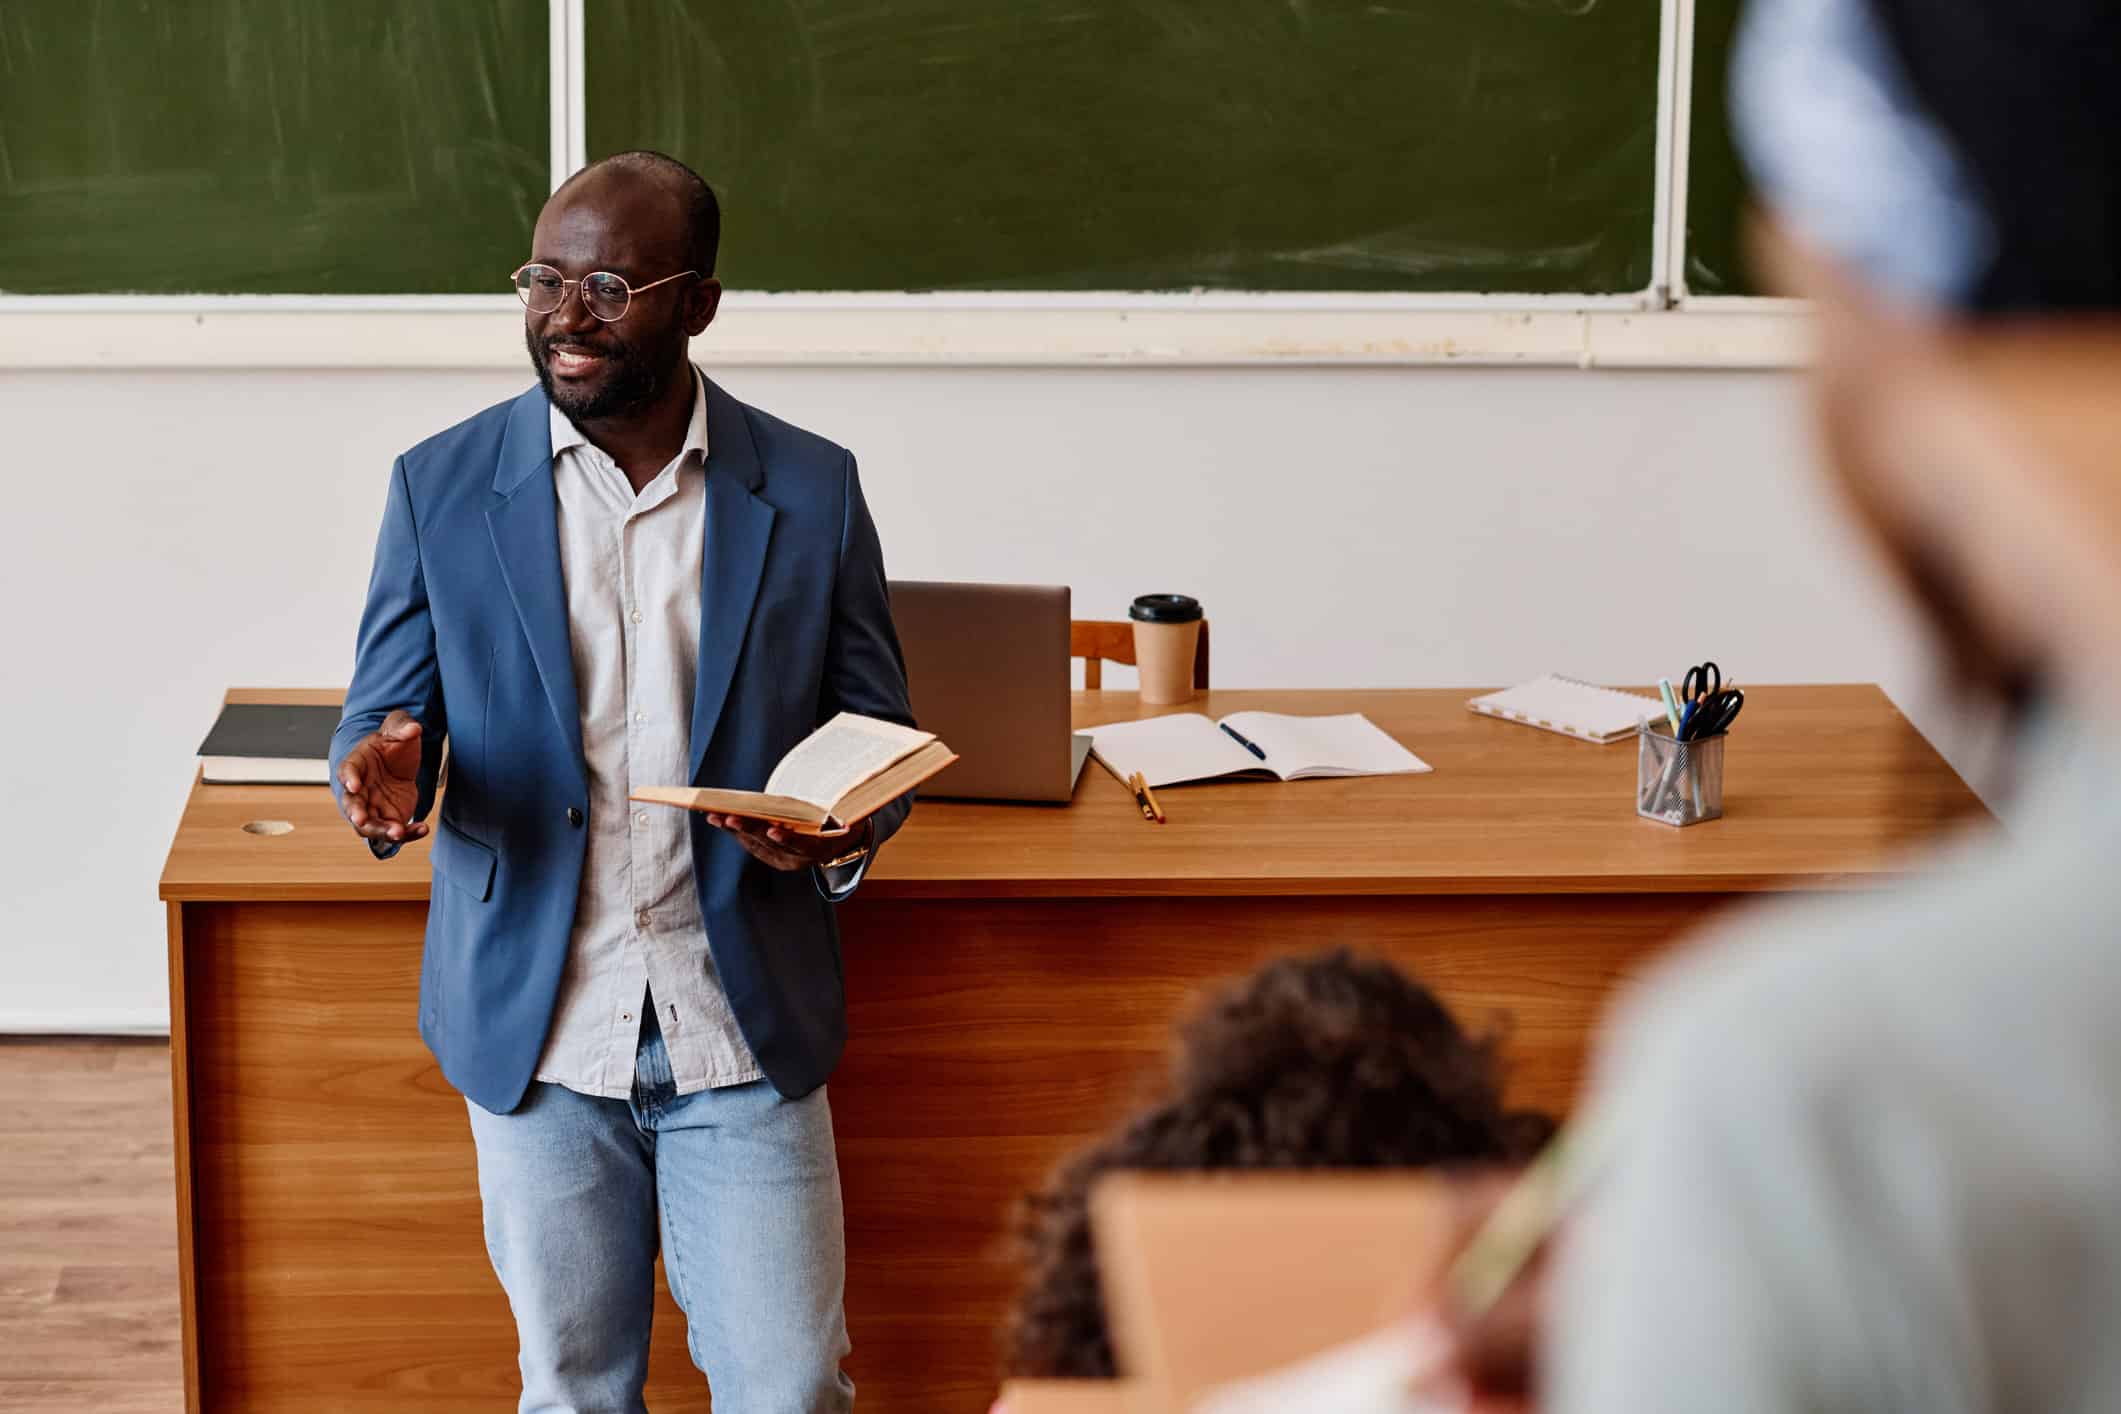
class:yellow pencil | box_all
[1126,772,1157,823]
[1446,1114,1611,1319]
[1138,776,1166,824]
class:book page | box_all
[630,785,827,827]
[1085,714,1263,788]
[763,713,933,808]
[1219,712,1431,781]
[829,740,961,831]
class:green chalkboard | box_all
[0,1,548,295]
[1683,0,1758,296]
[586,0,1662,294]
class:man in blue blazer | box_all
[331,151,912,1412]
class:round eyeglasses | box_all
[512,263,699,322]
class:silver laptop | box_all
[889,581,1091,802]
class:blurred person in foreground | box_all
[1433,1,2121,1410]
[1000,949,1553,1398]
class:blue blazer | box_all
[330,379,914,1113]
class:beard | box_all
[526,322,672,423]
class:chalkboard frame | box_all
[0,0,1807,370]
[1662,0,1804,310]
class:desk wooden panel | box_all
[161,686,1983,1411]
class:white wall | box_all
[0,361,1995,1031]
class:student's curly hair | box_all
[1003,948,1555,1380]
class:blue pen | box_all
[1219,722,1268,760]
[1679,701,1697,739]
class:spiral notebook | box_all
[1467,676,1663,744]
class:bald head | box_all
[549,150,721,278]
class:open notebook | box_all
[1466,675,1664,744]
[1086,712,1430,789]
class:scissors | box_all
[1676,662,1721,737]
[1682,686,1744,740]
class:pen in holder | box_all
[1637,719,1726,827]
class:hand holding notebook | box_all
[1086,711,1430,789]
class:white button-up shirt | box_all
[531,368,763,1098]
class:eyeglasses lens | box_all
[515,265,565,313]
[581,273,631,321]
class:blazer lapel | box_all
[485,388,589,789]
[689,378,777,782]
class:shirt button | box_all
[637,910,650,929]
[635,811,650,827]
[621,1010,632,1023]
[630,608,644,624]
[566,806,583,827]
[634,711,647,724]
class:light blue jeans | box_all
[465,1005,854,1413]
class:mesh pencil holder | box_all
[1636,720,1726,827]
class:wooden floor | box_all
[0,1038,183,1413]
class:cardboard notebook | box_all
[631,713,956,837]
[996,1379,1150,1413]
[1089,1173,1459,1412]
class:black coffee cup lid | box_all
[1129,594,1203,624]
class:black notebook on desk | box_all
[196,703,341,784]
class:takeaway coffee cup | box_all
[1130,594,1204,705]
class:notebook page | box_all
[1221,712,1432,780]
[1085,714,1262,788]
[1195,1322,1455,1414]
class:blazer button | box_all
[566,806,584,827]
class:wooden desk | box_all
[160,685,1982,1412]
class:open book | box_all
[630,713,956,837]
[1086,712,1430,789]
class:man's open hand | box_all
[337,709,429,844]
